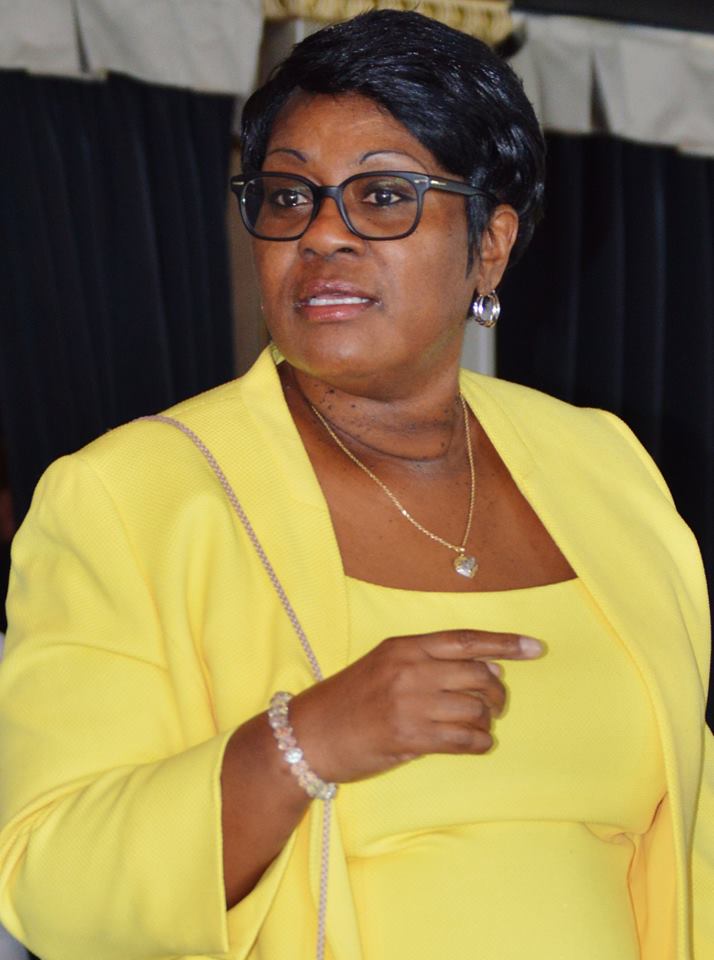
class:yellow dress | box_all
[341,575,666,960]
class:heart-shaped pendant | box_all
[453,554,478,578]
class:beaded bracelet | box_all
[268,691,338,801]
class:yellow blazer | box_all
[0,346,712,960]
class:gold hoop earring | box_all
[469,290,501,328]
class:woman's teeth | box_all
[306,296,370,306]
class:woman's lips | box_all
[295,290,378,321]
[305,296,371,306]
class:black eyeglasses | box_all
[229,170,492,241]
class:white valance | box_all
[0,0,511,93]
[0,0,264,96]
[512,13,714,156]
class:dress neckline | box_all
[344,574,580,599]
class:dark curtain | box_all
[0,70,236,633]
[499,133,714,723]
[514,1,714,35]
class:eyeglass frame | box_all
[229,170,494,241]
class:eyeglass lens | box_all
[242,174,420,239]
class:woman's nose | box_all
[297,196,365,257]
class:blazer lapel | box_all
[176,347,351,684]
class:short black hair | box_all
[240,9,545,267]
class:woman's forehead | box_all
[264,92,437,173]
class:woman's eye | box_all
[365,187,403,206]
[269,189,311,208]
[356,178,416,208]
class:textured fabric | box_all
[263,0,514,45]
[343,576,666,958]
[0,346,711,959]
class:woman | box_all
[0,10,711,960]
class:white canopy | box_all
[0,0,263,95]
[513,12,714,156]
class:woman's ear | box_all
[475,204,519,291]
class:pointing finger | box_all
[419,631,544,661]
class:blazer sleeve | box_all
[692,729,714,957]
[0,453,295,960]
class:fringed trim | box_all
[263,0,514,46]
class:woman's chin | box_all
[280,342,404,394]
[275,325,388,377]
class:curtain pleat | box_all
[621,144,668,460]
[499,133,714,718]
[575,138,626,412]
[0,70,235,530]
[660,156,714,618]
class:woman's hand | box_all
[290,631,543,783]
[221,629,543,906]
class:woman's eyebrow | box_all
[262,146,428,169]
[265,147,307,161]
[359,149,425,166]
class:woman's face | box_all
[252,92,503,398]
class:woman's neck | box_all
[280,361,468,466]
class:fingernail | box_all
[519,636,543,657]
[486,661,502,676]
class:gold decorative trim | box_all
[263,0,513,46]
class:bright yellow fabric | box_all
[343,576,665,959]
[0,346,711,960]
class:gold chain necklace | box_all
[309,395,478,578]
